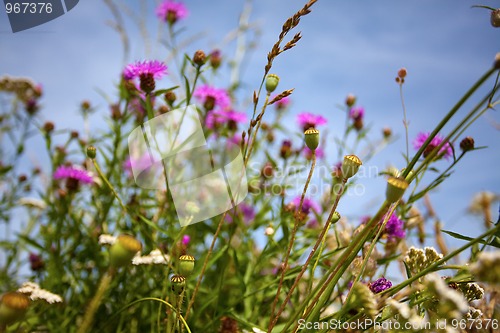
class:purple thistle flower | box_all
[123,60,168,81]
[291,196,320,215]
[156,0,188,24]
[53,165,93,184]
[194,85,231,110]
[349,106,364,120]
[182,235,190,246]
[369,277,392,293]
[303,146,325,159]
[272,95,290,110]
[297,112,327,131]
[205,108,247,129]
[413,132,453,160]
[383,213,405,240]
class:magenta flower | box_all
[303,146,325,159]
[53,165,93,184]
[194,85,231,110]
[383,213,405,240]
[182,235,190,246]
[349,106,364,120]
[413,132,453,160]
[369,277,392,293]
[226,202,256,224]
[123,60,168,81]
[272,95,290,110]
[297,112,327,131]
[156,0,188,24]
[291,196,320,215]
[205,109,247,130]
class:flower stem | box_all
[268,178,347,332]
[76,268,115,333]
[269,151,316,326]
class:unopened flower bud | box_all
[43,122,55,134]
[341,155,362,179]
[109,234,142,268]
[86,146,96,159]
[178,255,195,276]
[385,177,409,203]
[0,292,30,326]
[345,94,356,107]
[164,91,176,105]
[491,9,500,28]
[193,50,206,66]
[304,128,319,151]
[265,74,280,93]
[209,50,222,69]
[459,136,475,152]
[494,52,500,69]
[383,127,392,138]
[397,67,407,78]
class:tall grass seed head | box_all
[0,292,30,326]
[109,234,142,268]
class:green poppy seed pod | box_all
[341,155,362,179]
[86,146,96,159]
[491,9,500,28]
[109,235,142,268]
[330,211,341,224]
[385,177,409,203]
[0,292,30,326]
[170,275,186,295]
[178,255,195,276]
[304,128,319,151]
[265,74,280,93]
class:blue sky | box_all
[1,0,499,243]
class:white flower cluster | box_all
[425,274,469,320]
[18,282,63,304]
[98,234,117,245]
[132,249,169,265]
[470,250,500,284]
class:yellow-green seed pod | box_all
[109,235,142,268]
[330,211,341,224]
[0,292,30,326]
[385,177,409,203]
[304,128,319,151]
[341,155,362,179]
[178,255,195,276]
[170,275,186,295]
[86,145,96,159]
[265,74,280,93]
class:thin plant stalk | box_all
[269,150,316,324]
[268,178,348,332]
[76,268,115,333]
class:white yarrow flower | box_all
[98,234,117,245]
[132,249,169,265]
[18,282,63,304]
